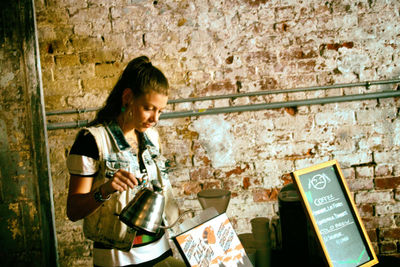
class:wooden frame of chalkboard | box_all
[291,159,378,267]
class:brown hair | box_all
[90,56,169,125]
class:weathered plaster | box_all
[190,115,235,168]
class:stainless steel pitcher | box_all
[118,181,193,234]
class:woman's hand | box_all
[67,170,143,222]
[102,169,143,196]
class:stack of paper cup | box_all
[238,233,257,266]
[238,233,256,249]
[251,217,271,267]
[244,248,257,266]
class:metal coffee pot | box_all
[118,180,193,234]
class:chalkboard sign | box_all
[291,160,378,267]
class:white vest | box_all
[83,122,179,251]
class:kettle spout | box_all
[159,209,195,230]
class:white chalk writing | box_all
[314,194,340,206]
[314,202,343,216]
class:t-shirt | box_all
[67,129,99,176]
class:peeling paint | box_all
[28,203,37,221]
[6,203,22,240]
[190,116,235,168]
[0,72,15,87]
[337,49,371,75]
[7,218,22,239]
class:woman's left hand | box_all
[102,169,142,195]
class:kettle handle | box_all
[159,209,195,230]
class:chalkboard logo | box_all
[309,173,331,190]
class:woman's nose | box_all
[151,111,160,122]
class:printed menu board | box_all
[173,213,252,267]
[291,160,378,267]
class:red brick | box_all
[242,177,251,190]
[280,173,292,186]
[375,177,400,190]
[225,56,234,64]
[314,3,331,16]
[319,42,355,55]
[297,60,316,72]
[367,229,378,242]
[198,156,211,166]
[342,42,354,49]
[202,181,222,190]
[293,49,318,59]
[221,177,241,192]
[245,51,276,64]
[280,49,318,61]
[259,77,278,90]
[253,178,262,186]
[243,0,268,7]
[357,203,374,217]
[189,167,214,181]
[252,188,279,202]
[183,182,201,195]
[176,127,199,139]
[380,242,397,254]
[193,141,211,166]
[362,216,393,229]
[284,107,297,116]
[348,178,374,191]
[379,228,400,241]
[199,80,235,95]
[177,18,186,27]
[326,43,341,50]
[326,42,354,51]
[229,217,238,229]
[225,164,249,178]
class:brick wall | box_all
[35,0,400,265]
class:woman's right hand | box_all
[67,170,143,222]
[102,169,143,196]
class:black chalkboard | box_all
[291,160,378,267]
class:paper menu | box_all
[173,213,253,267]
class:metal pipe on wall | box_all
[162,90,400,119]
[46,79,400,116]
[46,79,400,130]
[167,79,399,104]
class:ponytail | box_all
[89,56,169,126]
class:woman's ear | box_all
[121,88,134,106]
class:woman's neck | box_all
[124,128,139,149]
[116,114,133,134]
[116,115,139,148]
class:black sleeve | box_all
[69,129,99,160]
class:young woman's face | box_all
[128,90,168,132]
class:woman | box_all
[66,56,182,266]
